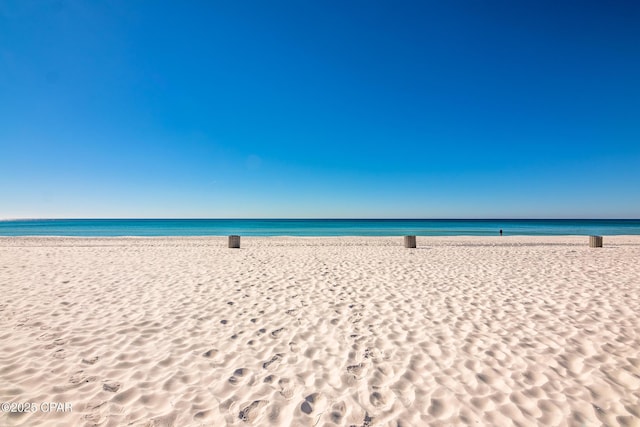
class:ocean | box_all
[1,219,639,237]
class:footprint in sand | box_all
[369,391,389,408]
[229,368,248,385]
[238,400,268,423]
[300,392,325,415]
[347,363,367,379]
[256,328,267,336]
[36,332,58,341]
[263,354,283,370]
[370,363,394,387]
[44,338,67,349]
[278,378,295,399]
[218,397,236,412]
[82,356,99,365]
[429,396,455,419]
[83,400,107,424]
[103,382,121,392]
[330,401,346,423]
[202,349,218,358]
[52,348,66,359]
[270,328,285,338]
[69,371,98,384]
[83,413,102,424]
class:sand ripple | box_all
[1,235,639,426]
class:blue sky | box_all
[1,0,639,218]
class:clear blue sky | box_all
[1,1,639,218]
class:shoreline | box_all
[2,234,640,247]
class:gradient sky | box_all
[1,1,639,218]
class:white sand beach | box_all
[1,236,639,426]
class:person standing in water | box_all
[499,229,503,236]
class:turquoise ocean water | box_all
[1,219,639,236]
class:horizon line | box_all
[2,217,640,221]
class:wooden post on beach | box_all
[589,235,603,248]
[404,235,416,248]
[228,235,241,248]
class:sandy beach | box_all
[1,236,639,426]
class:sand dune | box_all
[1,236,639,426]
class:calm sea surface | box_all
[1,219,639,236]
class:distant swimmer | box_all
[499,229,503,236]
